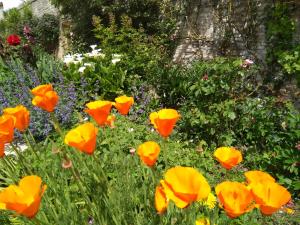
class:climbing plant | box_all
[266,1,298,88]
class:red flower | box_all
[7,35,21,46]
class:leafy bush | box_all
[92,14,170,86]
[62,49,127,101]
[61,14,171,102]
[265,2,298,87]
[50,0,177,48]
[0,6,59,57]
[153,58,300,194]
[278,44,300,86]
[30,14,60,53]
[0,6,33,36]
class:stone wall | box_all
[27,0,58,18]
[0,2,4,20]
[173,0,299,63]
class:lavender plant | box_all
[0,55,77,141]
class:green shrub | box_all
[278,44,300,86]
[0,6,33,36]
[50,0,177,48]
[61,14,170,101]
[154,58,300,194]
[93,14,170,82]
[30,14,60,53]
[0,6,59,58]
[265,2,298,87]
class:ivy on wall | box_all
[265,1,298,87]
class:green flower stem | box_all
[162,137,169,169]
[50,112,104,224]
[92,153,108,185]
[9,145,52,223]
[31,216,49,225]
[23,132,40,160]
[70,165,102,223]
[102,127,107,141]
[141,166,148,209]
[224,169,229,181]
[150,166,157,185]
[10,142,32,174]
[50,113,63,136]
[2,157,17,182]
[50,113,102,223]
[28,129,37,145]
[42,196,60,224]
[23,133,58,223]
[3,156,16,171]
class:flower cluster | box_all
[216,171,291,218]
[0,83,293,224]
[65,94,134,154]
[0,105,30,157]
[63,45,121,73]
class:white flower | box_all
[86,49,105,58]
[18,144,28,152]
[74,53,82,57]
[112,54,122,58]
[112,58,121,64]
[90,45,97,50]
[72,60,81,65]
[63,54,74,65]
[5,143,28,156]
[76,56,84,62]
[78,66,86,73]
[128,128,134,132]
[84,63,92,67]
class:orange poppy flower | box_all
[85,100,113,126]
[31,84,59,112]
[244,170,275,186]
[155,185,168,214]
[250,181,291,215]
[137,141,160,167]
[0,175,47,218]
[0,115,15,143]
[0,141,5,158]
[104,114,116,128]
[160,166,211,208]
[64,123,98,155]
[3,105,30,132]
[213,147,242,170]
[114,95,134,115]
[215,181,254,218]
[149,109,180,138]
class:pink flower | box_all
[241,59,254,68]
